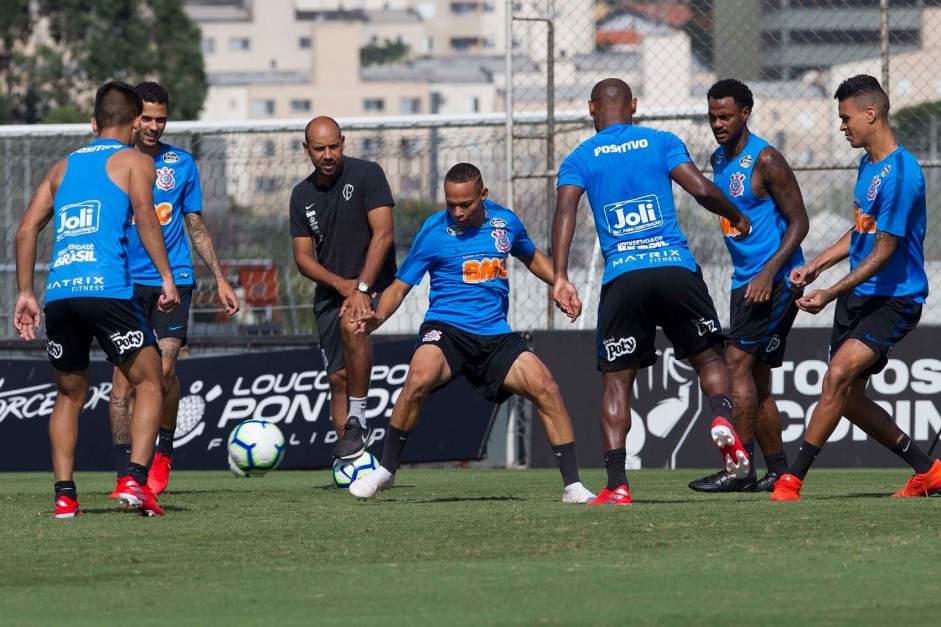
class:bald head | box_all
[305,116,342,143]
[588,78,636,132]
[303,116,345,181]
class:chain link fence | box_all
[2,1,941,347]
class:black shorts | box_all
[727,279,801,368]
[829,292,922,378]
[314,289,382,374]
[44,297,155,372]
[417,320,529,404]
[597,266,724,371]
[135,283,193,344]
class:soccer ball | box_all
[227,419,286,477]
[332,452,378,488]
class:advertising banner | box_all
[530,328,941,470]
[0,341,497,472]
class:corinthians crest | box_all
[729,172,746,197]
[155,166,176,192]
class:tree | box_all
[893,101,941,159]
[360,40,410,67]
[1,0,206,124]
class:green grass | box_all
[1,468,940,627]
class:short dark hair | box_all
[707,79,754,110]
[135,81,170,112]
[834,74,889,113]
[94,81,143,130]
[445,162,483,190]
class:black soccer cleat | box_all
[754,471,783,493]
[333,417,370,460]
[688,469,757,493]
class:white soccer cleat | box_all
[349,466,395,499]
[562,481,596,504]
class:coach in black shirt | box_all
[289,116,396,461]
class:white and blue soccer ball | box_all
[333,452,378,488]
[227,419,286,477]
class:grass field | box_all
[1,467,939,627]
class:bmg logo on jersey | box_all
[604,195,663,237]
[56,200,100,241]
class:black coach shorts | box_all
[416,320,530,404]
[829,292,922,378]
[314,289,382,374]
[596,266,725,372]
[134,283,194,344]
[727,278,801,368]
[44,297,155,372]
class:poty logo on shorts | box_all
[603,336,636,361]
[46,340,63,359]
[422,329,443,342]
[155,167,176,192]
[604,195,663,237]
[765,335,781,353]
[109,330,145,355]
[55,200,101,241]
[729,172,746,197]
[492,228,511,253]
[693,318,717,336]
[867,175,881,202]
[343,184,354,201]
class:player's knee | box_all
[821,364,855,395]
[328,370,347,395]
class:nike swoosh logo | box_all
[169,325,184,331]
[902,441,911,453]
[305,203,315,210]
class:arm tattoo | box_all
[829,231,897,297]
[185,213,225,279]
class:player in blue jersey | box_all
[772,75,941,500]
[551,78,753,505]
[108,82,239,500]
[346,163,595,503]
[689,79,809,494]
[14,81,181,517]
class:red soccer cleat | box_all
[770,473,803,501]
[117,476,164,517]
[588,485,633,505]
[54,495,81,519]
[710,417,750,479]
[892,459,941,497]
[147,452,172,496]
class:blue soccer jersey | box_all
[396,200,537,335]
[557,123,699,284]
[711,133,804,288]
[46,139,135,303]
[850,146,927,300]
[128,143,201,286]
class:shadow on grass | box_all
[409,495,526,504]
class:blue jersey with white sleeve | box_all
[128,143,201,286]
[851,146,928,300]
[396,199,536,335]
[557,123,698,284]
[46,139,135,303]
[711,133,804,288]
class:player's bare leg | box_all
[147,337,183,495]
[349,345,450,498]
[50,370,89,518]
[502,352,594,503]
[333,319,373,459]
[109,367,134,494]
[752,364,789,491]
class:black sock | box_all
[763,451,789,475]
[54,480,77,501]
[380,426,410,474]
[156,428,175,456]
[788,441,821,480]
[113,444,131,478]
[603,448,628,491]
[743,441,756,478]
[126,463,148,486]
[709,395,733,421]
[551,441,581,487]
[890,435,934,475]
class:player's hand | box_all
[355,312,384,335]
[743,268,773,306]
[158,280,181,313]
[795,288,832,315]
[216,279,240,315]
[336,278,357,299]
[552,278,582,322]
[341,290,373,324]
[788,263,819,289]
[14,295,42,341]
[730,212,751,241]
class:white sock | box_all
[349,396,367,425]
